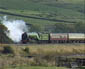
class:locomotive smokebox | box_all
[21,32,29,44]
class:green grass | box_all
[0,0,84,32]
[6,66,68,69]
[80,67,85,69]
[0,0,84,21]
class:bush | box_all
[3,46,14,54]
[24,47,29,54]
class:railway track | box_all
[0,43,85,46]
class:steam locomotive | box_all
[21,32,85,44]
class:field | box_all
[0,0,84,32]
[0,0,85,68]
[0,44,85,69]
[5,66,85,69]
[0,44,85,56]
[6,66,67,69]
[5,66,84,69]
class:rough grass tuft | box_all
[3,46,14,54]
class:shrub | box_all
[3,46,14,54]
[24,47,29,54]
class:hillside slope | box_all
[0,0,84,19]
[0,24,13,43]
[0,0,84,32]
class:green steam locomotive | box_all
[21,32,85,44]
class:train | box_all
[21,32,85,44]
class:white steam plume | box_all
[1,16,28,43]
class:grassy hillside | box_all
[0,23,13,43]
[0,0,84,32]
[0,0,84,20]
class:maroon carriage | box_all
[50,33,68,43]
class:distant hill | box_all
[0,0,84,32]
[0,0,84,19]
